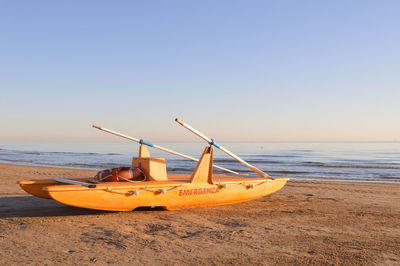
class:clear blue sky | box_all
[1,1,399,141]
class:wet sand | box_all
[0,163,399,265]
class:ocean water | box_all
[0,141,399,183]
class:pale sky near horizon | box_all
[1,1,399,142]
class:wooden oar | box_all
[175,119,271,179]
[92,125,240,175]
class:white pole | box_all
[175,119,271,178]
[92,125,240,175]
[51,177,96,188]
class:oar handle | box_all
[175,118,212,143]
[92,125,140,143]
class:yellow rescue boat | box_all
[19,119,289,211]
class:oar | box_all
[51,177,97,188]
[175,119,272,179]
[92,125,240,175]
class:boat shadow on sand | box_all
[0,195,165,218]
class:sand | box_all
[0,163,399,265]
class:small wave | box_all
[167,167,253,174]
[247,160,283,164]
[322,164,400,169]
[10,150,75,156]
[170,159,197,163]
[6,149,125,157]
[167,167,193,172]
[374,162,400,166]
[379,176,400,180]
[0,153,14,156]
[213,159,238,163]
[213,158,283,164]
[18,151,41,155]
[302,161,400,170]
[0,158,34,163]
[304,162,325,166]
[54,151,100,156]
[290,178,400,184]
[268,170,310,175]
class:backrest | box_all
[131,157,168,181]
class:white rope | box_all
[105,184,182,195]
[142,184,182,193]
[105,187,137,195]
[104,181,268,196]
[218,181,268,189]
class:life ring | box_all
[95,167,145,182]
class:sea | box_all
[1,141,399,184]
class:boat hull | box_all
[19,177,288,211]
[19,179,58,199]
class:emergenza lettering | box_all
[179,187,219,196]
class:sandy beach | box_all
[0,163,399,265]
